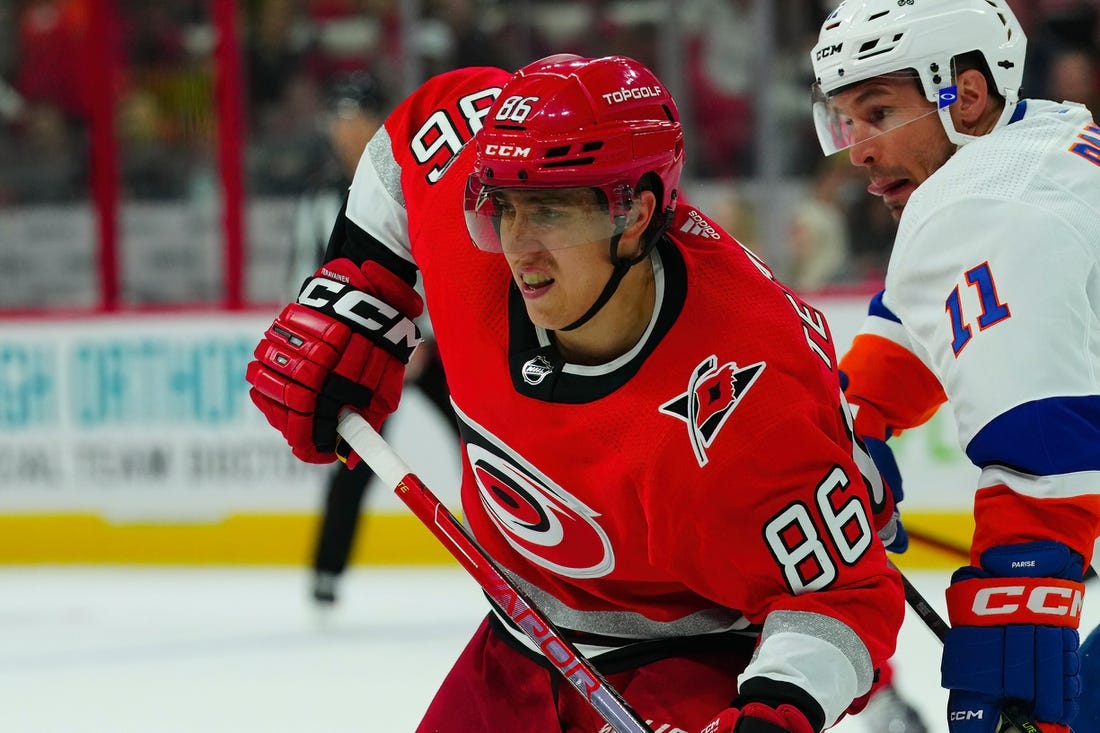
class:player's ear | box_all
[623,190,657,240]
[951,68,992,130]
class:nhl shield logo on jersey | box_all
[659,355,765,467]
[521,354,554,385]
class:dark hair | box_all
[953,50,1007,105]
[635,172,669,243]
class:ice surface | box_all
[0,566,1094,732]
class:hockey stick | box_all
[904,526,972,561]
[890,563,1042,733]
[336,409,653,733]
[906,526,1099,583]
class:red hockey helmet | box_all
[465,54,684,252]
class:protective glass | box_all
[811,71,960,155]
[463,177,634,253]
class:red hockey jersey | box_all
[338,67,904,727]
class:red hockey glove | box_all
[247,258,423,465]
[700,703,816,733]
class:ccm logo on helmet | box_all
[298,277,421,362]
[483,144,531,158]
[971,584,1084,618]
[815,43,842,61]
[601,85,663,104]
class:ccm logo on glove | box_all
[948,577,1083,625]
[299,274,420,363]
[971,584,1083,616]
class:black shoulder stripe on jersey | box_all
[323,194,420,286]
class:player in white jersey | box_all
[810,2,1100,733]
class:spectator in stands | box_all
[0,76,24,124]
[13,0,94,122]
[784,159,850,292]
[116,88,190,200]
[787,202,848,293]
[247,0,314,127]
[1016,0,1100,101]
[0,101,85,203]
[683,0,756,177]
[841,175,895,284]
[1047,47,1100,114]
[0,2,19,84]
[393,0,515,83]
[705,184,758,252]
[121,3,187,68]
[249,71,330,196]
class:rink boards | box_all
[0,302,979,567]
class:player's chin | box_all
[522,301,572,331]
[883,187,914,220]
[885,201,906,221]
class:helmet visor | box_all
[464,177,633,253]
[811,74,959,156]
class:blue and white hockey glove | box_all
[943,540,1085,733]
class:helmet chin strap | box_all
[557,236,634,333]
[558,206,673,333]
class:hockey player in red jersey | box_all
[810,2,1100,732]
[247,54,904,733]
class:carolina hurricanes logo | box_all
[659,356,765,467]
[457,409,615,579]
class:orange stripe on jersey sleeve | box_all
[840,333,946,440]
[972,485,1100,566]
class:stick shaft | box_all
[337,410,652,733]
[897,568,951,642]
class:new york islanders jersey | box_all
[338,66,903,726]
[842,99,1100,562]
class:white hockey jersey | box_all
[843,99,1100,560]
